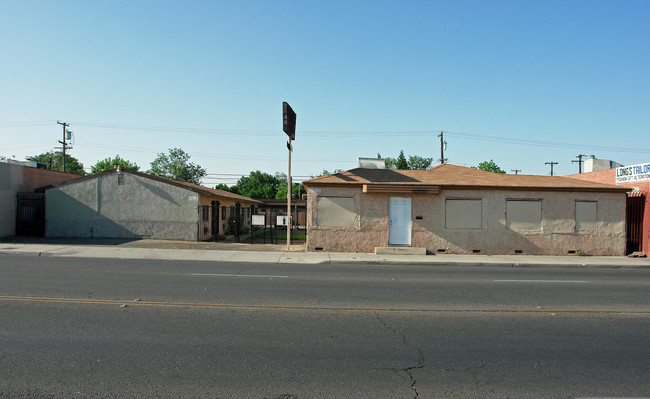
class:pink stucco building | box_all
[568,165,649,255]
[303,164,629,256]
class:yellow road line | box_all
[0,295,648,315]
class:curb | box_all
[2,248,649,269]
[334,260,650,269]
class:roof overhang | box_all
[363,184,440,194]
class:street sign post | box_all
[283,102,296,250]
[283,102,296,140]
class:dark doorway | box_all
[626,195,645,254]
[16,192,45,237]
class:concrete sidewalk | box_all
[1,238,649,268]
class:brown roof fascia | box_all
[438,185,630,193]
[306,181,629,194]
[304,182,364,190]
[363,184,441,194]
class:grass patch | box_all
[252,229,306,241]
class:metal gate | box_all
[197,201,220,241]
[220,204,253,242]
[198,204,305,244]
[626,195,645,254]
[247,209,306,245]
[16,192,45,236]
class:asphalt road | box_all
[1,256,649,398]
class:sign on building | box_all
[616,162,650,183]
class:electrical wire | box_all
[445,130,650,154]
[4,120,649,156]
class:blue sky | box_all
[2,0,648,185]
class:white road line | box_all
[494,280,588,283]
[190,273,288,278]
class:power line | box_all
[0,121,52,127]
[4,142,54,150]
[445,131,650,154]
[76,143,351,163]
[5,120,650,157]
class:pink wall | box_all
[567,170,650,254]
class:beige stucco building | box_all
[45,169,261,240]
[302,164,629,255]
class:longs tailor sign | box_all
[616,162,650,183]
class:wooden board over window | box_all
[506,199,542,231]
[576,201,597,231]
[317,196,355,226]
[446,199,482,229]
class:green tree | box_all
[310,169,343,178]
[385,150,426,170]
[384,157,396,169]
[214,183,232,192]
[91,155,139,173]
[396,150,408,169]
[473,160,506,174]
[148,148,206,184]
[275,172,305,199]
[31,151,85,175]
[230,170,280,199]
[407,155,433,170]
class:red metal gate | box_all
[626,195,645,254]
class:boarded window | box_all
[446,199,482,229]
[506,199,542,230]
[576,201,597,231]
[317,196,355,226]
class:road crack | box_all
[375,313,425,398]
[464,361,485,373]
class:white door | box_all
[389,197,412,246]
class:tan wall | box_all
[306,186,626,255]
[198,196,258,236]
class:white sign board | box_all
[616,162,650,183]
[276,215,288,226]
[252,215,265,226]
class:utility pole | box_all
[438,131,447,164]
[511,169,521,175]
[545,161,558,176]
[571,154,588,174]
[56,121,69,172]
